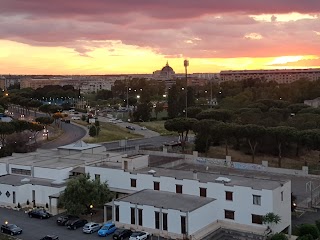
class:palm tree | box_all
[262,212,281,233]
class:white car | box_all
[129,231,150,240]
[140,127,147,130]
[82,222,101,234]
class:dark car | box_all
[40,235,59,240]
[66,219,88,230]
[1,223,22,236]
[56,214,79,226]
[126,126,135,130]
[113,228,132,240]
[28,209,51,219]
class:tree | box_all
[133,102,153,122]
[240,124,266,163]
[267,126,297,167]
[58,174,113,216]
[193,120,219,154]
[298,224,320,240]
[211,122,235,156]
[262,212,281,232]
[154,102,165,120]
[164,117,198,151]
[197,109,233,122]
[0,122,15,147]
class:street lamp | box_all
[90,204,93,222]
[184,59,189,118]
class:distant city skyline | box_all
[0,0,319,75]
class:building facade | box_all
[220,68,320,83]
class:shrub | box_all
[270,233,288,240]
[299,224,320,239]
[297,234,314,240]
[315,220,320,231]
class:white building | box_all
[0,141,292,239]
[86,164,291,238]
[113,189,217,239]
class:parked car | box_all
[56,214,79,226]
[140,127,147,130]
[82,222,101,234]
[40,235,59,240]
[1,223,22,236]
[129,231,150,240]
[28,209,51,219]
[126,126,135,130]
[113,228,132,240]
[66,219,88,230]
[98,223,117,236]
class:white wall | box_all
[86,166,289,231]
[9,164,32,174]
[115,200,188,237]
[0,163,7,176]
[272,181,291,233]
[188,201,217,234]
[33,166,72,181]
[0,183,65,208]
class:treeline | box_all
[165,99,320,167]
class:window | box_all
[200,188,207,197]
[252,214,263,224]
[224,210,234,220]
[138,209,143,226]
[155,211,160,229]
[115,205,119,222]
[95,174,100,181]
[131,207,135,224]
[253,195,261,205]
[163,213,168,231]
[176,184,183,194]
[154,182,160,191]
[181,216,186,234]
[281,191,283,201]
[131,179,137,188]
[226,191,233,201]
[11,168,31,176]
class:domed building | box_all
[153,61,176,79]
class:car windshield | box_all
[101,225,111,230]
[114,229,123,234]
[131,232,141,237]
[8,224,18,229]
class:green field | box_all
[83,122,143,143]
[137,120,176,136]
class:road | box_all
[40,122,87,149]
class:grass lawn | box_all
[137,120,176,136]
[80,121,143,143]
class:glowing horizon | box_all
[0,1,319,75]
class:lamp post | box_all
[90,204,93,222]
[184,59,189,118]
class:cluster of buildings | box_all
[1,66,319,95]
[0,140,293,239]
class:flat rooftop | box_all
[117,189,215,212]
[0,174,66,187]
[133,166,289,190]
[0,149,122,169]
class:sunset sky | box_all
[0,0,320,75]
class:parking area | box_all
[0,208,114,240]
[0,208,166,240]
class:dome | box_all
[160,61,175,76]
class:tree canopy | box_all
[58,174,114,215]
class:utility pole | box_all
[184,59,189,118]
[126,79,129,110]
